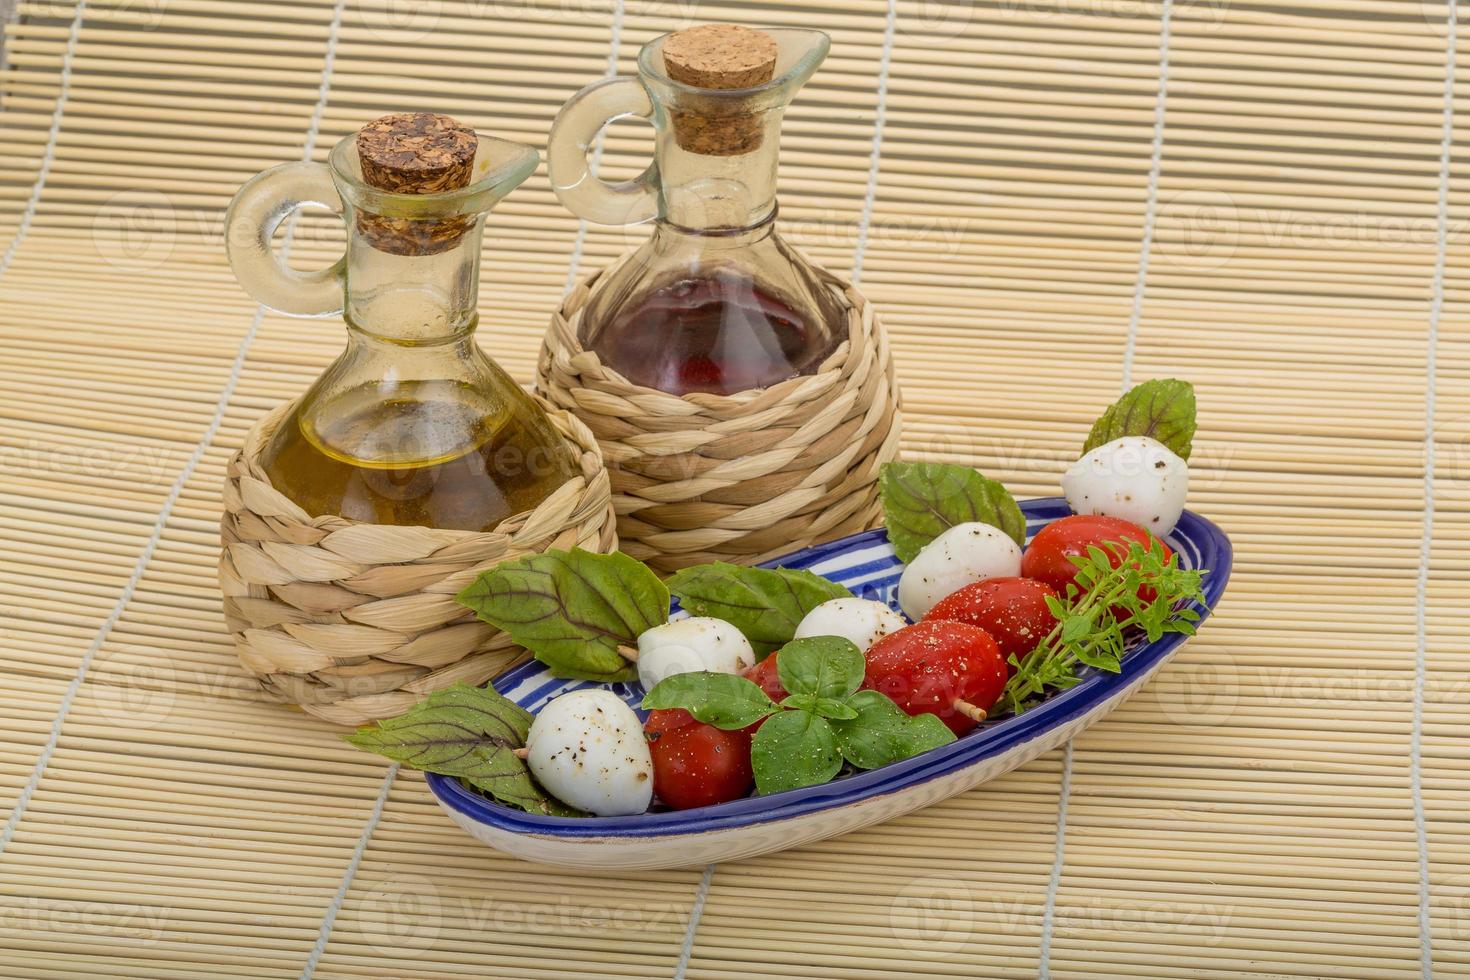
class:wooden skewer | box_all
[512,747,530,760]
[617,644,639,662]
[952,700,988,724]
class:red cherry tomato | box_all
[924,577,1059,672]
[737,655,788,736]
[742,654,788,703]
[862,621,1007,736]
[1021,515,1172,600]
[644,709,753,811]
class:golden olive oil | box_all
[262,379,579,531]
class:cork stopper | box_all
[662,25,778,156]
[353,112,478,255]
[663,24,777,89]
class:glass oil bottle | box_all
[226,113,578,531]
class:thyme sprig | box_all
[1000,540,1207,716]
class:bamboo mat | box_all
[0,0,1465,976]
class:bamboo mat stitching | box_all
[847,0,896,287]
[1038,741,1072,979]
[1119,0,1173,394]
[561,0,625,295]
[1038,0,1173,973]
[0,0,85,278]
[302,764,399,980]
[674,863,716,980]
[1414,6,1456,977]
[0,0,347,859]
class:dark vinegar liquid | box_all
[589,273,840,395]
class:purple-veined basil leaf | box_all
[879,461,1026,561]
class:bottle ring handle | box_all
[224,161,346,317]
[546,77,659,227]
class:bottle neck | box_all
[646,208,780,256]
[655,108,782,232]
[342,215,485,344]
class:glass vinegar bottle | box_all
[225,114,578,531]
[548,25,845,396]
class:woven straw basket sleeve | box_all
[218,399,616,727]
[537,262,901,573]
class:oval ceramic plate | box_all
[427,497,1232,870]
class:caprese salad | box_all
[347,379,1210,818]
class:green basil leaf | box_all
[750,710,842,795]
[665,562,852,655]
[879,461,1026,561]
[459,775,583,818]
[776,636,865,701]
[641,672,778,730]
[813,697,859,721]
[830,690,956,770]
[893,714,956,757]
[780,693,817,713]
[1082,378,1196,461]
[344,683,582,818]
[456,549,666,683]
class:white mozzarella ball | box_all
[525,690,653,817]
[1062,435,1189,536]
[635,616,755,692]
[897,522,1023,621]
[794,597,907,652]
